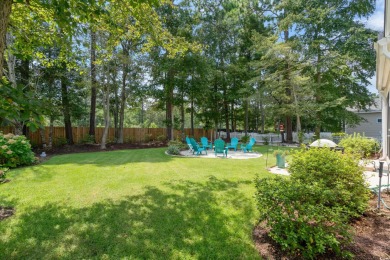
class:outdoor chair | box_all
[241,137,256,153]
[190,138,207,155]
[200,136,213,150]
[214,139,228,157]
[185,136,194,153]
[226,137,239,151]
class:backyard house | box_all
[345,98,382,141]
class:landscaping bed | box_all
[254,192,390,259]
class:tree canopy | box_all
[0,0,377,144]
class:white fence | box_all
[218,131,335,144]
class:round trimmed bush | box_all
[167,145,181,155]
[338,133,379,158]
[289,147,370,218]
[0,133,36,168]
[255,147,370,258]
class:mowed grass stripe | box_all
[0,146,290,259]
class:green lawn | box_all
[0,145,290,259]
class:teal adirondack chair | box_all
[190,138,207,155]
[226,137,239,151]
[185,136,194,153]
[214,139,228,157]
[241,137,256,153]
[200,136,213,150]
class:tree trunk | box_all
[180,92,185,141]
[190,98,194,136]
[245,98,249,135]
[166,70,174,141]
[296,115,301,132]
[61,72,73,145]
[118,53,128,144]
[118,42,130,144]
[89,29,97,139]
[114,85,119,141]
[140,99,144,125]
[284,115,293,141]
[224,97,230,140]
[230,102,235,133]
[101,82,110,149]
[0,0,12,78]
[40,127,47,149]
[5,32,16,86]
[48,117,54,149]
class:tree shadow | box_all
[0,177,259,259]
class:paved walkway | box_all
[179,149,262,159]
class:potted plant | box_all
[273,150,288,168]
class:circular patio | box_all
[179,149,262,159]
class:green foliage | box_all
[240,135,250,144]
[80,135,95,144]
[298,131,304,144]
[166,145,181,155]
[338,133,379,158]
[289,148,370,218]
[256,177,352,259]
[0,167,9,182]
[54,137,67,147]
[273,149,288,158]
[0,133,36,168]
[0,79,45,131]
[262,136,269,145]
[332,132,346,137]
[144,134,153,142]
[156,135,167,142]
[256,147,370,258]
[167,140,187,150]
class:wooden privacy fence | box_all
[0,126,214,147]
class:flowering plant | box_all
[0,132,36,168]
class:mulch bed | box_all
[253,192,390,259]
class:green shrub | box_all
[255,148,369,258]
[338,133,379,158]
[144,133,153,142]
[0,167,8,182]
[167,145,181,155]
[241,135,250,143]
[332,132,347,137]
[168,140,187,150]
[0,133,36,168]
[262,136,269,145]
[80,135,95,144]
[156,135,167,142]
[298,131,304,144]
[256,177,352,259]
[54,136,67,146]
[289,148,370,218]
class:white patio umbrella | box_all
[309,139,337,148]
[375,0,390,160]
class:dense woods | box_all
[0,0,377,147]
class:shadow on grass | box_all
[0,177,259,259]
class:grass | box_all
[0,145,294,259]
